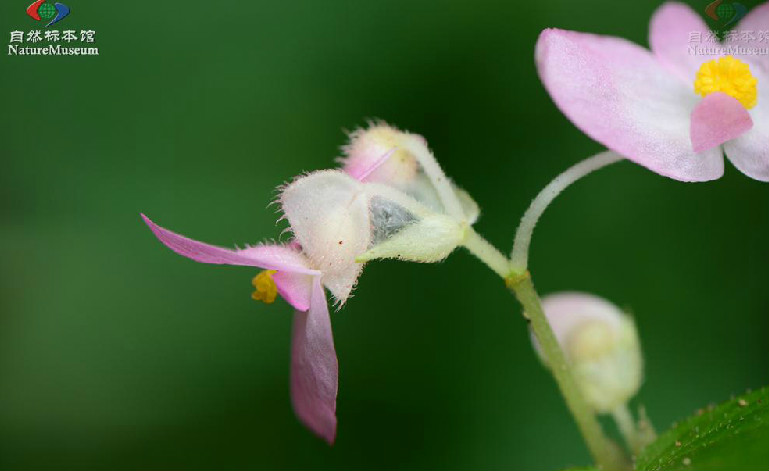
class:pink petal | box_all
[355,148,396,182]
[290,277,338,444]
[539,292,625,352]
[690,92,753,153]
[536,28,725,182]
[730,3,769,74]
[273,271,313,312]
[237,245,318,275]
[649,2,717,83]
[141,214,318,274]
[724,108,769,181]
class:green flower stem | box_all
[613,404,658,458]
[510,151,623,272]
[462,226,513,278]
[612,404,640,456]
[508,272,629,471]
[464,151,637,469]
[463,230,628,470]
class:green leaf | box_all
[636,387,769,471]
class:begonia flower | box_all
[142,215,342,444]
[141,153,468,444]
[536,2,769,181]
[142,124,495,444]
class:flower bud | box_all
[342,122,421,186]
[342,121,481,225]
[534,292,643,414]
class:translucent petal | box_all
[290,277,338,443]
[280,171,371,304]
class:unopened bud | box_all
[342,122,422,186]
[534,292,643,414]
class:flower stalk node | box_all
[505,270,531,290]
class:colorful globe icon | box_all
[38,2,56,20]
[716,3,736,20]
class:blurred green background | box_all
[1,0,767,469]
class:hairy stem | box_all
[405,139,465,221]
[463,228,628,470]
[510,151,623,272]
[509,273,629,471]
[466,148,633,468]
[462,227,512,278]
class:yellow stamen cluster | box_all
[251,270,278,304]
[694,56,758,109]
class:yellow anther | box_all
[251,270,278,304]
[694,56,758,109]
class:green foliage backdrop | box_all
[1,0,767,469]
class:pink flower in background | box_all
[536,2,769,182]
[142,215,340,444]
[534,293,643,414]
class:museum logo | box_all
[8,1,99,56]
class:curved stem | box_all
[510,151,623,272]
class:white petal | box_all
[724,66,769,181]
[280,171,370,303]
